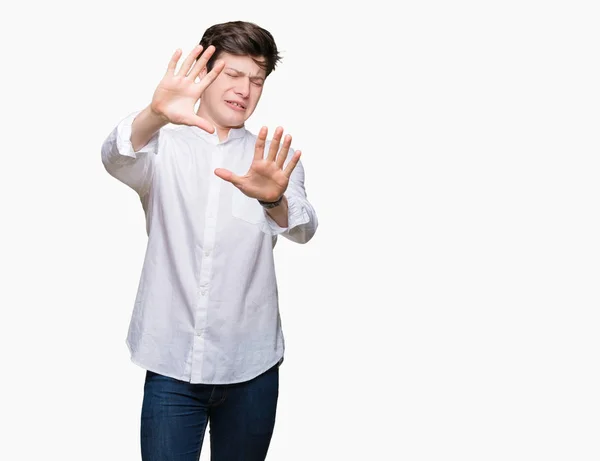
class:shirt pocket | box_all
[231,188,268,228]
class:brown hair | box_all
[199,21,282,77]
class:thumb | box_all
[214,168,241,185]
[185,115,215,134]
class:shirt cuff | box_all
[263,194,311,235]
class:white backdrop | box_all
[1,0,599,459]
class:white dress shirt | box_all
[101,111,318,384]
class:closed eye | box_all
[224,69,264,87]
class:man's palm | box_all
[235,159,292,201]
[150,45,225,132]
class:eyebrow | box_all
[225,67,265,81]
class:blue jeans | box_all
[140,363,279,461]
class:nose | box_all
[234,77,251,99]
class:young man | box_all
[101,21,318,461]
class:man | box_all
[101,20,318,461]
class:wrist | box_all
[144,104,170,128]
[258,195,283,209]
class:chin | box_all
[222,113,248,128]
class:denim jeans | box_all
[140,363,279,461]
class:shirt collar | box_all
[190,125,247,144]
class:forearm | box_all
[131,105,169,152]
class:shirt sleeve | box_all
[101,111,159,197]
[263,150,318,243]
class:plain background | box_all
[1,0,599,459]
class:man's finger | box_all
[166,49,182,76]
[253,127,268,161]
[196,59,225,92]
[283,150,301,178]
[187,45,216,81]
[177,45,203,77]
[214,168,241,185]
[189,115,215,134]
[275,134,292,169]
[267,127,283,162]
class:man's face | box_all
[199,52,266,129]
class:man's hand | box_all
[150,45,225,133]
[214,126,301,201]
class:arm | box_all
[263,157,318,244]
[100,109,162,196]
[213,127,318,244]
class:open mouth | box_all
[225,100,246,111]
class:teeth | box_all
[229,101,243,109]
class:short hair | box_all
[199,21,282,77]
